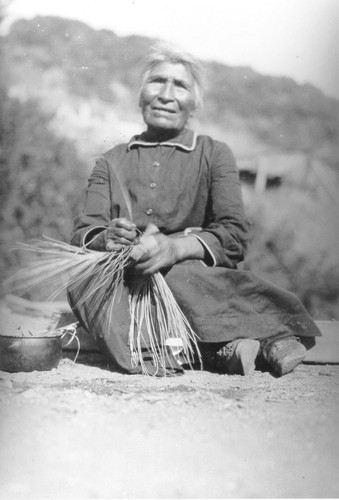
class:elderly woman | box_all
[68,43,320,376]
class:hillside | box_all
[3,15,339,160]
[1,15,338,319]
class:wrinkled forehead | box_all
[146,61,194,85]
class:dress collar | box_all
[127,129,197,152]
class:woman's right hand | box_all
[105,218,138,251]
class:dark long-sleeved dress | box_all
[68,129,321,374]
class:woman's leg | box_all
[165,262,320,376]
[258,333,315,376]
[200,334,314,376]
[200,339,260,375]
[67,274,184,376]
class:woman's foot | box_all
[215,339,260,375]
[265,337,307,376]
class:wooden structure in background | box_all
[238,152,338,204]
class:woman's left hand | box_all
[131,233,180,274]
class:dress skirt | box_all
[67,260,321,375]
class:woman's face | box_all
[139,62,197,136]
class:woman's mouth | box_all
[153,107,176,115]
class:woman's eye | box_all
[150,77,165,84]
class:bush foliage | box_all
[0,88,87,282]
[1,15,338,319]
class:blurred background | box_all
[0,0,338,319]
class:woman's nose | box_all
[158,81,175,101]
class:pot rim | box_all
[0,334,63,340]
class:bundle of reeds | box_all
[6,158,201,374]
[6,232,201,375]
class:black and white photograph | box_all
[0,0,338,498]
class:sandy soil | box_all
[1,349,339,499]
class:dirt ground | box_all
[1,347,339,499]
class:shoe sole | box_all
[278,352,307,376]
[236,340,260,375]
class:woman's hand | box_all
[86,218,138,251]
[131,228,205,274]
[105,218,138,251]
[132,233,180,274]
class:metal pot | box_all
[0,335,62,372]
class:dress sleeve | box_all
[70,157,111,247]
[194,141,251,268]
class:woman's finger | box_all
[115,218,136,230]
[134,258,162,274]
[106,238,133,250]
[105,241,124,251]
[108,228,135,241]
[106,225,137,242]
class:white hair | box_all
[139,41,205,108]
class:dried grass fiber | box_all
[6,235,201,375]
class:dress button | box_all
[146,208,153,215]
[150,182,156,189]
[153,161,160,167]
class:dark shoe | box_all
[216,339,260,375]
[266,337,307,376]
